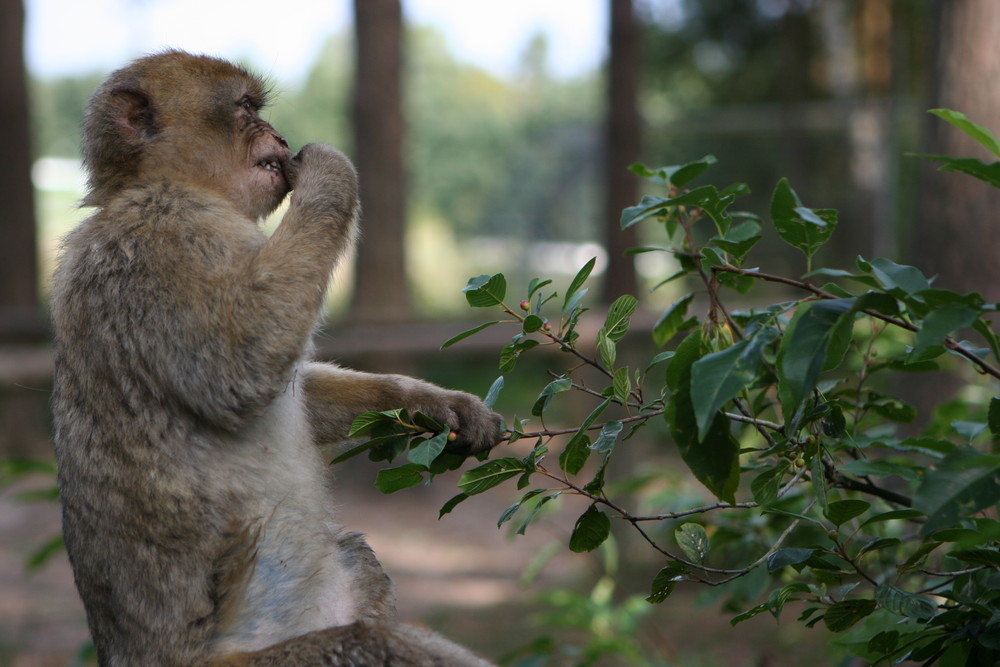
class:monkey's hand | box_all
[304,364,504,455]
[402,382,504,455]
[282,142,359,224]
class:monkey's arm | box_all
[302,362,502,454]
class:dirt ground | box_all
[0,456,836,667]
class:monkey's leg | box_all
[210,620,494,667]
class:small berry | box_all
[543,322,552,331]
[519,300,530,311]
[447,431,458,442]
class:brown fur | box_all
[51,50,499,667]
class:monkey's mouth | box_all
[255,158,289,191]
[257,159,282,174]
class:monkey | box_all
[50,50,501,667]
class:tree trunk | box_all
[601,0,641,303]
[902,0,1000,428]
[913,0,1000,299]
[350,0,411,324]
[0,0,42,343]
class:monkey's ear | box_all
[109,86,159,145]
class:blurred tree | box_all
[0,0,42,342]
[350,0,410,323]
[270,35,351,152]
[602,0,641,302]
[913,0,1000,299]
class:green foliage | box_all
[346,109,1000,664]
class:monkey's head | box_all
[82,49,293,220]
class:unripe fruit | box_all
[519,300,530,311]
[447,431,458,442]
[543,322,552,331]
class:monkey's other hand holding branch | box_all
[413,384,504,455]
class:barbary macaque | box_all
[50,50,501,666]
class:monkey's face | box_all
[82,50,295,220]
[224,91,294,220]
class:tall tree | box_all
[0,0,41,342]
[913,1,1000,299]
[350,0,410,323]
[601,0,640,302]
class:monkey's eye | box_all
[237,96,259,113]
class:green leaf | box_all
[875,584,937,621]
[603,295,638,343]
[612,367,631,405]
[840,460,920,482]
[646,563,687,604]
[569,504,611,553]
[766,583,812,621]
[777,299,855,429]
[856,256,931,296]
[947,548,1000,567]
[439,493,469,518]
[631,155,718,188]
[911,302,979,361]
[597,330,617,369]
[559,434,592,476]
[868,631,901,656]
[441,321,501,348]
[730,602,770,626]
[767,547,815,573]
[824,599,877,632]
[665,332,740,504]
[824,499,871,527]
[630,184,741,235]
[713,219,762,263]
[527,277,553,299]
[858,537,902,556]
[531,378,573,416]
[457,458,527,495]
[522,314,544,333]
[675,523,709,564]
[620,194,669,229]
[558,399,611,476]
[929,108,1000,158]
[591,421,624,455]
[462,273,507,308]
[770,178,837,259]
[691,325,778,441]
[375,464,426,494]
[407,431,449,468]
[990,397,1000,438]
[563,257,596,312]
[348,409,405,438]
[751,462,789,506]
[329,439,375,465]
[483,375,504,410]
[499,337,539,372]
[515,492,562,535]
[860,509,925,528]
[496,489,546,528]
[653,294,695,347]
[914,446,1000,535]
